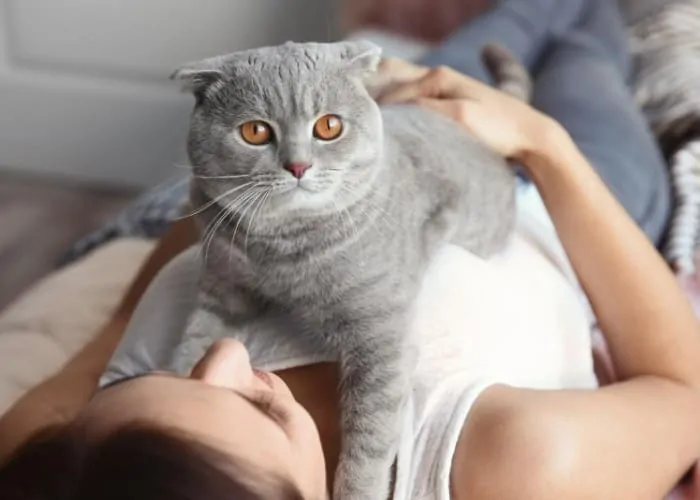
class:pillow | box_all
[0,238,154,415]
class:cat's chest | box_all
[204,208,424,308]
[208,239,359,301]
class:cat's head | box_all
[173,40,383,218]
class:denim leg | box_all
[418,0,588,82]
[533,0,671,243]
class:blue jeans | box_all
[419,0,671,244]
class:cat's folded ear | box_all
[170,56,227,102]
[338,40,383,76]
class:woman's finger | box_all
[378,57,428,80]
[379,66,476,104]
[378,69,444,103]
[414,97,469,124]
[366,58,429,101]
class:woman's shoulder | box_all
[450,384,583,500]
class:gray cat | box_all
[171,40,529,500]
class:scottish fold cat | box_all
[171,40,529,499]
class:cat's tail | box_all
[481,44,532,102]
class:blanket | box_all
[630,0,700,274]
[0,239,153,415]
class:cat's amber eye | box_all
[313,114,343,141]
[240,121,273,145]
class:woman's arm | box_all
[526,136,700,387]
[0,218,198,464]
[381,63,700,499]
[454,132,700,500]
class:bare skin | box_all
[3,61,700,499]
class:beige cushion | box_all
[0,238,154,416]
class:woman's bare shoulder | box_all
[449,384,576,500]
[451,380,700,500]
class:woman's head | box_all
[0,339,327,499]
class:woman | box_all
[1,1,697,499]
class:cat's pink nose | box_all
[284,162,311,179]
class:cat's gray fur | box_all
[171,40,528,500]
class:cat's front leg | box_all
[332,315,414,500]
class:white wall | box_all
[0,0,340,188]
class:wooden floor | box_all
[0,174,134,311]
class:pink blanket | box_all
[670,270,700,499]
[343,0,491,42]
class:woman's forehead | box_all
[85,374,282,442]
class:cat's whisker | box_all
[230,188,265,262]
[202,211,227,264]
[200,184,262,265]
[239,190,265,257]
[244,189,271,255]
[368,200,399,232]
[177,182,255,220]
[350,196,385,234]
[344,206,360,241]
[198,197,236,257]
[360,201,390,235]
[338,184,380,230]
[340,184,395,234]
[197,206,220,243]
[334,192,360,241]
[192,173,252,181]
[369,189,402,225]
[224,186,264,265]
[371,200,400,234]
[228,188,258,267]
[333,185,358,232]
[206,195,244,261]
[198,203,233,265]
[331,198,350,239]
[197,208,224,261]
[329,190,357,240]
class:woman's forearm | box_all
[525,125,700,388]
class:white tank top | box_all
[100,184,597,500]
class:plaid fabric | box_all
[664,141,700,273]
[630,0,700,273]
[61,176,190,265]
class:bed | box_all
[1,0,698,476]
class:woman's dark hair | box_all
[0,423,304,500]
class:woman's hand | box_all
[371,58,564,163]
